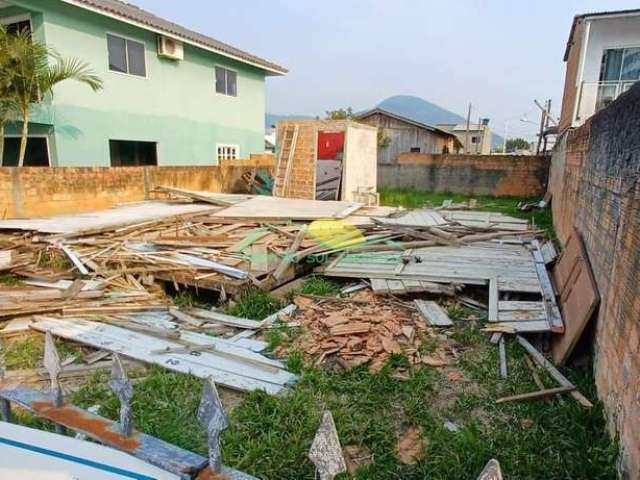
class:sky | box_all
[132,0,640,141]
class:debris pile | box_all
[289,290,458,372]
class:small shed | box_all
[274,120,378,204]
[357,108,462,164]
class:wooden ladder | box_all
[273,125,299,197]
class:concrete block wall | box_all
[0,154,274,219]
[378,153,550,197]
[549,83,640,478]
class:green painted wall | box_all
[1,1,269,166]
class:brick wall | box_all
[277,121,318,200]
[378,153,550,197]
[0,154,274,219]
[549,83,640,478]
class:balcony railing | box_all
[575,80,637,125]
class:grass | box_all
[59,322,616,480]
[4,335,84,369]
[379,187,554,238]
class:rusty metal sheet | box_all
[551,229,600,365]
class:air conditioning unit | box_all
[157,35,184,60]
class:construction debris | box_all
[290,290,457,372]
[0,191,591,476]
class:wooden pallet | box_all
[273,125,299,197]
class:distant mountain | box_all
[265,113,315,129]
[375,95,504,148]
[266,96,503,147]
[377,95,466,126]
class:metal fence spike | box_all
[108,354,134,436]
[197,377,228,472]
[308,411,346,480]
[43,331,63,407]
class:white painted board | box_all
[0,421,180,480]
[31,317,295,395]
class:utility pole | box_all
[542,99,552,153]
[503,120,509,154]
[536,99,547,155]
[465,103,472,153]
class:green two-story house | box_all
[0,0,287,166]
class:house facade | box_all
[559,9,640,131]
[0,0,286,167]
[357,108,461,165]
[436,120,492,155]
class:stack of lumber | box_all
[288,290,457,372]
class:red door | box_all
[317,131,345,160]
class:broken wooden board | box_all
[414,300,452,327]
[30,317,295,394]
[370,278,456,296]
[516,335,593,408]
[531,240,563,332]
[551,230,600,365]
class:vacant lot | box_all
[2,189,617,479]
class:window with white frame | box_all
[217,144,239,161]
[107,33,146,77]
[215,66,237,96]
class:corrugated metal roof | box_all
[357,108,460,140]
[60,0,288,74]
[563,8,640,61]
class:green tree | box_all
[325,107,354,120]
[4,29,103,166]
[0,25,19,164]
[505,137,530,153]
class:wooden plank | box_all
[414,300,453,326]
[31,317,295,394]
[488,278,498,322]
[532,241,564,332]
[498,310,546,322]
[154,186,235,206]
[370,278,390,295]
[551,230,600,365]
[498,336,508,378]
[250,243,270,273]
[186,308,262,329]
[516,335,593,408]
[498,301,544,311]
[496,386,574,404]
[485,320,551,333]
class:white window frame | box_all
[217,144,239,161]
[215,66,238,97]
[599,44,640,82]
[3,134,51,166]
[106,32,148,79]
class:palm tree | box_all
[5,29,103,166]
[0,24,19,165]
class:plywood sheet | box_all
[0,202,219,235]
[212,196,363,220]
[551,230,600,365]
[373,209,447,228]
